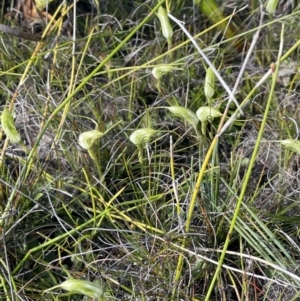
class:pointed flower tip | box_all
[166,106,199,127]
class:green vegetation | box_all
[0,0,300,300]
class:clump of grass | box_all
[0,0,300,301]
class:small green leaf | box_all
[280,139,300,154]
[196,106,222,122]
[156,6,173,41]
[78,130,104,150]
[130,128,160,145]
[166,106,199,128]
[1,107,21,143]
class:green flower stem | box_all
[87,148,102,181]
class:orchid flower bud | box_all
[130,128,160,164]
[152,64,181,80]
[266,0,280,14]
[196,106,222,135]
[196,106,222,123]
[130,128,160,145]
[280,139,300,154]
[204,66,216,101]
[1,107,20,143]
[44,279,104,299]
[156,6,173,41]
[78,130,104,150]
